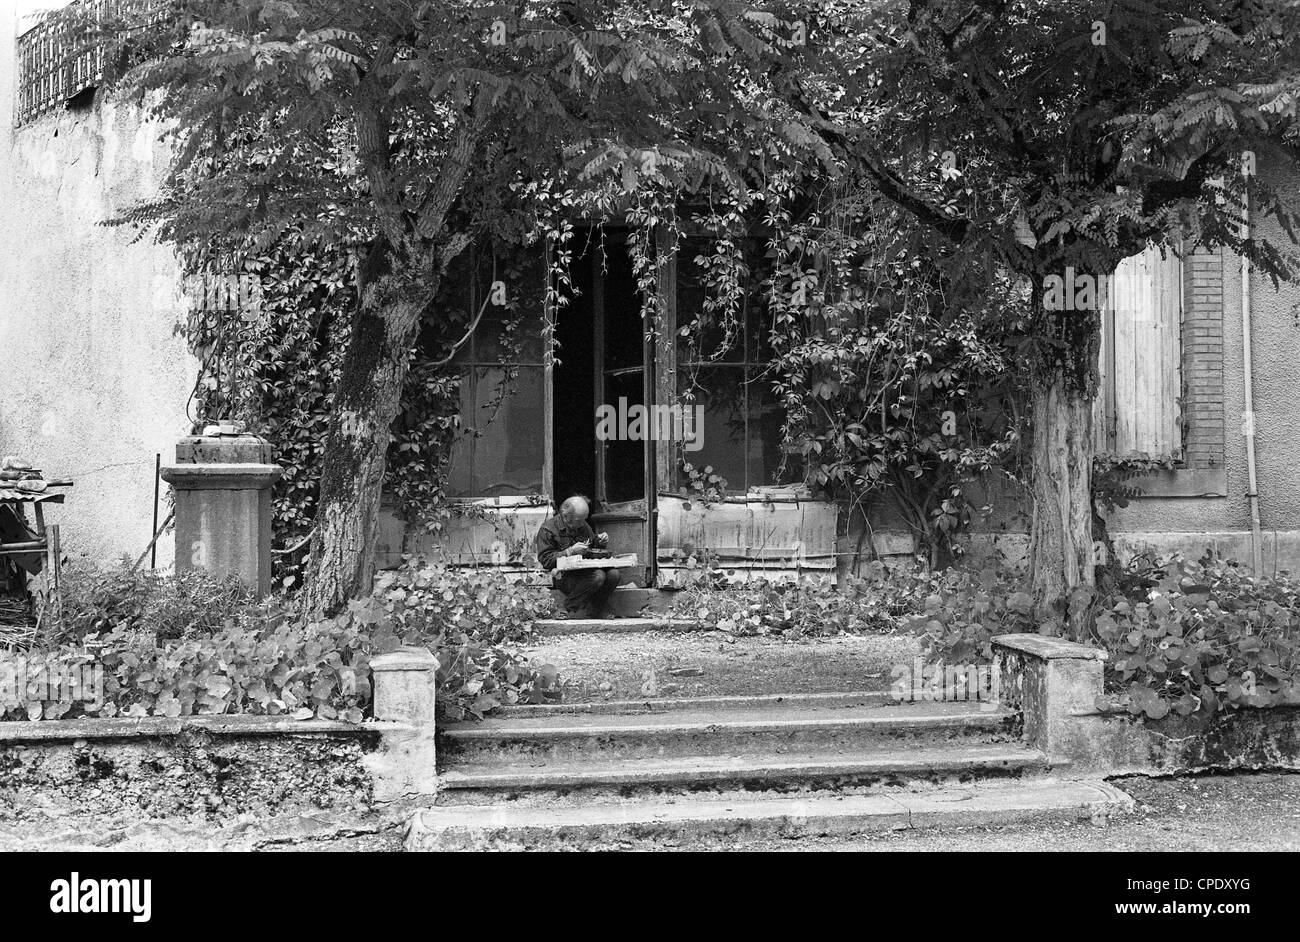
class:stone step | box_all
[435,742,1053,805]
[440,700,1017,764]
[519,632,920,704]
[533,616,703,637]
[546,586,680,617]
[496,689,893,717]
[408,778,1132,849]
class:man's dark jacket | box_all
[535,516,608,572]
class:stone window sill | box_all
[1125,467,1227,499]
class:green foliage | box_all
[1092,452,1181,516]
[366,560,560,718]
[2,611,372,723]
[767,189,1028,567]
[908,552,1300,720]
[432,635,560,721]
[908,568,1040,664]
[48,561,257,646]
[674,566,932,637]
[6,562,554,724]
[1094,555,1300,719]
[372,560,554,647]
[677,460,729,506]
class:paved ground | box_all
[3,771,1297,852]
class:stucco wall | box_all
[0,2,197,568]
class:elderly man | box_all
[536,495,622,617]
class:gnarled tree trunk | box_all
[1025,269,1104,641]
[302,251,433,618]
[1028,369,1095,639]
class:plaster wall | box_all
[0,1,197,568]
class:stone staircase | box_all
[403,598,1134,850]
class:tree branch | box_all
[354,42,408,249]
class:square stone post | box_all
[992,633,1108,763]
[366,646,439,801]
[160,430,281,597]
[371,646,439,726]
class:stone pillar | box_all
[371,646,439,726]
[993,633,1108,763]
[367,646,439,801]
[160,428,282,597]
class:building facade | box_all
[6,2,1300,584]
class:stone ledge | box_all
[0,714,377,743]
[370,646,439,673]
[160,463,283,490]
[993,633,1108,662]
[1124,467,1228,499]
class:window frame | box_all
[445,246,552,503]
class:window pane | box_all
[677,236,744,362]
[450,366,546,497]
[446,369,475,496]
[680,366,747,491]
[475,249,548,363]
[748,367,801,488]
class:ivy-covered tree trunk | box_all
[302,254,431,618]
[1026,282,1102,640]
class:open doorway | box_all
[550,228,652,583]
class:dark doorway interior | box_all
[550,229,648,511]
[599,235,647,505]
[551,240,598,506]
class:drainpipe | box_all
[1240,175,1264,575]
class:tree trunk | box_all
[1021,251,1110,641]
[301,259,429,618]
[1028,371,1095,639]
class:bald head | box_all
[559,495,590,528]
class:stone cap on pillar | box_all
[993,633,1108,661]
[160,463,282,491]
[371,646,441,673]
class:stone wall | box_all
[0,718,380,822]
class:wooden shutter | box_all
[1100,246,1183,456]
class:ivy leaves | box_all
[1094,556,1300,719]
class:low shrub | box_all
[1093,555,1300,719]
[4,560,556,724]
[904,552,1300,720]
[45,561,257,645]
[371,559,554,646]
[672,563,938,637]
[2,609,371,722]
[907,567,1038,663]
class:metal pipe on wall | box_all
[1240,173,1264,575]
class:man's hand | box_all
[594,532,610,547]
[567,541,590,556]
